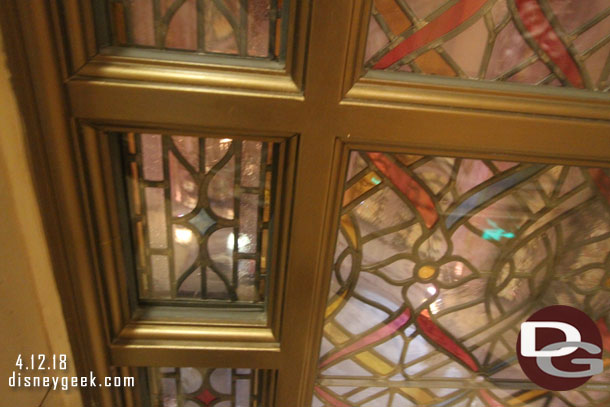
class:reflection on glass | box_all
[106,0,287,58]
[313,151,610,406]
[148,367,263,407]
[365,0,610,92]
[123,133,276,305]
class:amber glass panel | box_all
[106,0,287,58]
[148,367,264,406]
[313,152,610,406]
[365,0,610,92]
[122,133,276,306]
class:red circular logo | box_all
[517,305,603,391]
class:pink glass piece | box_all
[558,167,585,196]
[241,141,262,187]
[314,387,351,407]
[172,136,199,169]
[170,153,198,217]
[208,157,235,219]
[165,0,197,49]
[548,0,610,33]
[493,161,519,172]
[405,0,452,19]
[247,0,270,57]
[128,0,155,46]
[507,60,551,84]
[486,21,535,80]
[478,389,504,407]
[443,18,488,78]
[585,42,610,85]
[320,308,411,368]
[141,134,163,181]
[456,159,493,195]
[365,17,390,62]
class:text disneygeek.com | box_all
[8,354,135,390]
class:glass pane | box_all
[313,151,610,406]
[365,0,610,92]
[148,367,264,406]
[105,0,288,59]
[122,133,276,307]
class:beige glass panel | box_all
[313,151,610,406]
[365,0,610,92]
[105,0,287,59]
[122,133,276,307]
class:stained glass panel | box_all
[122,133,276,306]
[148,367,264,406]
[365,0,610,92]
[313,151,610,406]
[105,0,287,58]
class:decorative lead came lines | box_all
[123,133,277,306]
[314,151,610,407]
[365,0,610,91]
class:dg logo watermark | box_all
[517,305,604,391]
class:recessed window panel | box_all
[121,133,277,307]
[313,151,610,406]
[103,0,288,59]
[148,367,265,406]
[365,0,610,92]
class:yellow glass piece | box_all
[325,290,348,318]
[417,265,436,280]
[508,390,548,405]
[343,172,380,207]
[340,214,357,247]
[354,352,393,375]
[398,387,435,404]
[323,322,394,375]
[415,50,457,77]
[374,0,411,35]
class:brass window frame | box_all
[1,0,609,406]
[78,124,296,361]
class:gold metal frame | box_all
[2,0,609,406]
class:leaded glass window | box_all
[121,133,277,306]
[104,0,288,58]
[148,367,265,406]
[313,151,610,406]
[365,0,610,92]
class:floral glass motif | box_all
[107,0,286,58]
[123,133,275,305]
[148,367,263,407]
[365,0,610,92]
[313,152,610,407]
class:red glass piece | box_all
[320,308,411,368]
[478,389,504,407]
[367,153,438,228]
[589,169,610,206]
[596,318,610,351]
[373,0,488,69]
[314,386,351,407]
[514,0,584,88]
[416,309,479,372]
[196,389,217,406]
